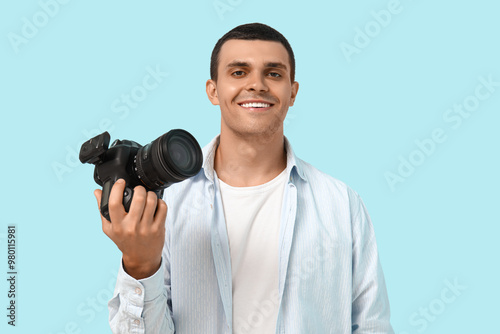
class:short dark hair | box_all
[210,23,296,83]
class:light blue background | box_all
[1,0,499,333]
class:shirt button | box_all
[134,319,140,325]
[135,287,142,295]
[210,204,213,209]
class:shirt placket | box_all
[210,175,233,333]
[276,177,298,334]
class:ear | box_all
[289,81,299,106]
[206,79,220,105]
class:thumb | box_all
[94,189,102,208]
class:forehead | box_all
[218,39,290,69]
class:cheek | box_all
[276,87,292,105]
[217,82,238,103]
[270,82,289,98]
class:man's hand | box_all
[94,179,167,280]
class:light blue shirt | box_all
[108,134,394,334]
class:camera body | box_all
[79,130,203,221]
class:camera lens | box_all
[168,135,196,171]
[135,129,203,190]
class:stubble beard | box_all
[224,109,286,145]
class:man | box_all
[95,23,394,333]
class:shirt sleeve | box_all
[349,189,395,334]
[107,256,175,334]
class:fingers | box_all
[128,185,147,220]
[153,199,168,227]
[108,179,127,222]
[95,181,166,236]
[140,191,158,222]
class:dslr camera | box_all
[79,130,203,221]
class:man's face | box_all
[206,39,299,140]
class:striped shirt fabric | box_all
[108,134,395,334]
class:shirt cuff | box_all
[115,257,165,303]
[138,258,165,302]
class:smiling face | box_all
[206,39,299,141]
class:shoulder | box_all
[296,156,360,205]
[161,169,206,204]
[294,157,369,236]
[285,136,360,206]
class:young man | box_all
[95,23,394,333]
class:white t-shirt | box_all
[217,168,288,334]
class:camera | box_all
[79,130,203,221]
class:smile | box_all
[237,101,274,112]
[239,102,272,108]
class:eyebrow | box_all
[225,60,288,70]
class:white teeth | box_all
[240,102,271,108]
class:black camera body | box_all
[79,130,203,221]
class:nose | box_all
[245,71,269,92]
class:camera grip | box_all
[100,180,134,222]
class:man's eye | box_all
[268,72,281,78]
[232,71,245,76]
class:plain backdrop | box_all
[1,0,499,333]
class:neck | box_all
[214,130,287,187]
